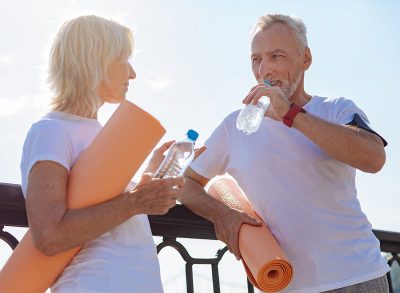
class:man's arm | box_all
[244,83,386,173]
[292,112,386,173]
[179,168,261,260]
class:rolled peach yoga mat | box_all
[208,178,293,292]
[0,100,166,293]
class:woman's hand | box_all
[128,173,184,215]
[144,142,207,176]
[143,140,175,175]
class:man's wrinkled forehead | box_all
[251,24,301,54]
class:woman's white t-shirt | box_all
[20,111,163,293]
[191,96,389,293]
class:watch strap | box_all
[283,103,306,127]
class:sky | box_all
[0,0,399,292]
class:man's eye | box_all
[251,57,261,64]
[272,54,283,60]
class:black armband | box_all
[346,113,388,147]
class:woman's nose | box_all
[128,63,136,79]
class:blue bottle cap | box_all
[186,129,199,141]
[264,80,272,86]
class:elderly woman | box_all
[20,15,181,292]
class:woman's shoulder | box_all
[27,113,73,143]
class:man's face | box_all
[251,23,308,99]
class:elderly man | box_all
[179,14,389,292]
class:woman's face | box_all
[98,60,136,103]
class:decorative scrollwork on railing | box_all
[0,225,19,250]
[387,252,400,293]
[157,237,229,293]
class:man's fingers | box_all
[194,146,207,161]
[243,214,262,226]
[243,86,270,105]
[242,84,260,103]
[229,234,241,260]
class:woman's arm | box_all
[26,160,183,256]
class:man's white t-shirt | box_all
[191,96,389,293]
[20,111,163,293]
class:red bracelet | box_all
[283,103,306,127]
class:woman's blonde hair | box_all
[48,15,134,117]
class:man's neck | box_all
[289,88,312,107]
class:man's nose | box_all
[258,59,272,81]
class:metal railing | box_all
[1,182,399,292]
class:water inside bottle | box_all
[155,141,194,178]
[236,96,269,135]
[236,80,271,134]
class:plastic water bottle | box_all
[236,80,271,135]
[154,129,199,178]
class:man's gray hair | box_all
[252,14,308,49]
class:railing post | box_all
[387,271,393,293]
[185,262,194,293]
[247,278,255,293]
[211,264,220,293]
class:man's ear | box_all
[303,47,312,71]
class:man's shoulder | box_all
[211,109,241,130]
[312,95,350,103]
[310,95,355,109]
[225,109,241,123]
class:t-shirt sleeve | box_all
[335,98,369,126]
[22,122,74,177]
[190,119,230,180]
[335,98,387,146]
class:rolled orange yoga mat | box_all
[207,178,293,292]
[0,100,166,293]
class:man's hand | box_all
[213,206,261,260]
[242,82,290,121]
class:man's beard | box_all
[281,67,303,99]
